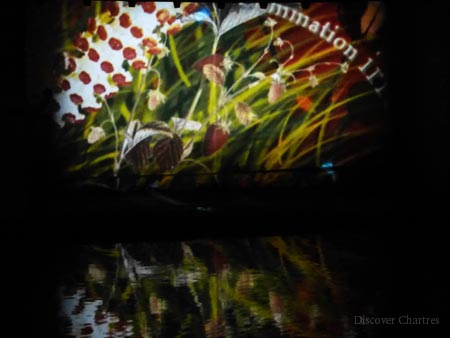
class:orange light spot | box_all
[296,96,313,111]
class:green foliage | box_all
[56,3,384,190]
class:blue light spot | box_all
[192,8,212,22]
[321,161,334,169]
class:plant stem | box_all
[212,35,219,54]
[224,27,274,98]
[280,40,295,67]
[103,99,119,175]
[293,62,341,75]
[115,55,156,179]
[182,21,221,127]
[186,77,205,121]
[130,55,156,120]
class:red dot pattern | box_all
[182,2,199,16]
[68,58,76,73]
[88,48,100,62]
[79,71,91,84]
[156,9,170,25]
[87,17,96,34]
[167,24,181,35]
[94,84,106,94]
[61,79,71,91]
[148,46,162,55]
[62,113,76,123]
[119,13,131,28]
[112,73,129,87]
[101,61,114,73]
[123,47,137,60]
[109,37,123,50]
[168,16,176,25]
[73,33,89,52]
[132,60,146,71]
[97,25,107,41]
[105,92,117,100]
[104,1,120,17]
[62,2,182,115]
[143,37,158,48]
[130,26,143,38]
[140,2,156,14]
[84,107,101,113]
[70,93,83,105]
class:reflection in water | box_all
[59,238,356,338]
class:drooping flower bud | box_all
[147,89,166,111]
[308,75,319,88]
[268,79,285,103]
[203,123,230,155]
[235,102,256,125]
[340,62,349,74]
[273,37,284,47]
[264,17,277,28]
[202,64,225,86]
[87,126,106,144]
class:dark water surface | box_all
[57,238,360,338]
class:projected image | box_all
[58,238,357,338]
[51,1,387,189]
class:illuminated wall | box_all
[51,1,387,189]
